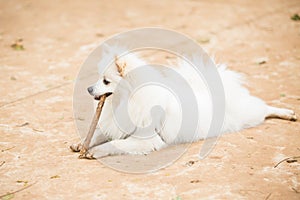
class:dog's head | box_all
[87,53,145,100]
[87,77,115,100]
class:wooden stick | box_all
[79,95,107,156]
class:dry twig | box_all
[265,193,272,200]
[274,156,300,168]
[79,95,107,157]
[0,181,36,198]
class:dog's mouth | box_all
[94,92,113,100]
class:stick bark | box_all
[79,95,107,156]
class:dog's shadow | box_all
[99,143,190,173]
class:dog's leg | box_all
[266,106,297,121]
[81,134,167,159]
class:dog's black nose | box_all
[87,86,93,94]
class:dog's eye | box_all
[103,79,110,85]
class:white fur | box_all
[86,48,297,158]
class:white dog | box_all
[71,48,297,159]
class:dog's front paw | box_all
[291,113,297,121]
[78,151,95,159]
[70,143,82,152]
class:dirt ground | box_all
[1,0,300,199]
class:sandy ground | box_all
[1,0,300,199]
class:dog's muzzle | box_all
[87,86,112,100]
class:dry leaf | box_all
[197,37,210,44]
[1,193,14,200]
[255,57,268,65]
[11,39,25,51]
[16,180,28,186]
[16,122,29,127]
[50,175,60,179]
[291,14,300,21]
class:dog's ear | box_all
[115,56,126,77]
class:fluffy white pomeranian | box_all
[71,47,297,159]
